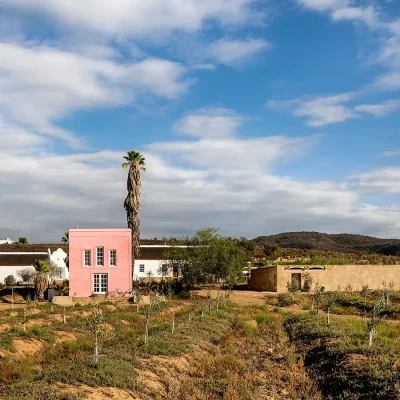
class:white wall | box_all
[49,248,69,280]
[133,259,171,280]
[0,265,35,284]
[0,238,14,244]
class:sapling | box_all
[86,306,104,365]
[63,307,67,324]
[286,278,300,301]
[171,310,175,334]
[144,294,163,344]
[22,308,27,333]
[324,291,338,325]
[207,291,213,316]
[382,280,395,306]
[360,285,370,306]
[313,283,324,318]
[363,295,386,347]
[11,288,15,310]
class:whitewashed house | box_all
[0,238,14,245]
[133,245,186,280]
[0,247,68,284]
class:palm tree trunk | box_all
[124,165,141,262]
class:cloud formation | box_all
[1,108,400,242]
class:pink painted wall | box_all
[69,229,132,297]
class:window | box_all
[96,247,104,266]
[139,264,145,273]
[93,273,108,294]
[84,250,91,266]
[109,250,117,266]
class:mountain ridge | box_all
[252,231,400,256]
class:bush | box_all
[18,237,28,244]
[4,275,16,286]
[278,293,295,307]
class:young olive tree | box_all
[286,278,300,301]
[363,295,386,347]
[324,291,338,325]
[86,306,104,364]
[144,294,163,344]
[382,280,395,306]
[360,285,371,306]
[313,283,324,317]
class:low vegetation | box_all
[284,313,400,399]
[0,295,321,400]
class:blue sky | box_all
[0,0,399,242]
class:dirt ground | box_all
[192,289,276,305]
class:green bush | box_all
[277,293,294,307]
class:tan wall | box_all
[276,264,400,293]
[250,267,277,291]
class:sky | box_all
[0,0,399,242]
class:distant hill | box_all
[252,232,400,256]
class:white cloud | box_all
[296,0,349,12]
[173,108,246,138]
[381,150,400,158]
[355,99,400,117]
[205,38,271,66]
[268,93,358,127]
[0,41,191,147]
[0,0,263,39]
[356,167,400,194]
[1,110,399,242]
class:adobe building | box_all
[251,264,400,293]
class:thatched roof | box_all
[0,253,48,266]
[0,244,68,253]
[139,247,168,260]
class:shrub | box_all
[4,275,16,286]
[278,293,294,307]
[18,237,28,244]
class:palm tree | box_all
[61,231,69,243]
[122,150,146,261]
[33,259,49,301]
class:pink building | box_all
[69,228,132,297]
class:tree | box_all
[363,295,386,346]
[18,237,27,244]
[162,228,247,289]
[313,282,324,317]
[382,280,395,306]
[86,306,104,364]
[48,261,63,283]
[263,244,279,264]
[302,272,313,293]
[17,267,36,284]
[4,275,16,286]
[286,278,300,300]
[122,150,146,262]
[324,291,338,325]
[61,231,69,243]
[32,259,49,300]
[360,285,371,306]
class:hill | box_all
[252,231,400,256]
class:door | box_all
[291,273,301,287]
[93,273,108,294]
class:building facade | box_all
[251,264,400,293]
[69,228,132,297]
[0,238,14,245]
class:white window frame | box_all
[84,250,91,266]
[93,273,108,294]
[109,249,117,266]
[96,247,104,266]
[139,264,145,273]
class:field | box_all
[0,294,320,400]
[1,289,400,399]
